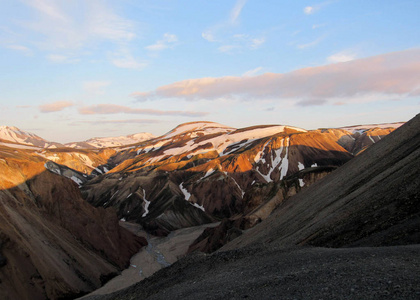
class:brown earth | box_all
[0,149,147,300]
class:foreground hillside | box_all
[85,244,420,300]
[0,147,147,300]
[85,115,419,299]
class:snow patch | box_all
[94,167,103,174]
[70,176,83,186]
[179,183,191,201]
[298,162,305,171]
[193,203,205,211]
[230,176,245,198]
[299,178,305,187]
[279,137,290,180]
[142,188,151,217]
[200,168,215,180]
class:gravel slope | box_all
[84,244,420,300]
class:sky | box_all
[0,0,419,143]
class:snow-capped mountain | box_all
[81,121,353,234]
[338,122,404,134]
[0,125,64,148]
[66,132,156,149]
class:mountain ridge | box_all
[0,120,404,150]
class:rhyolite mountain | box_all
[79,121,401,237]
[82,116,419,300]
[65,132,156,149]
[0,126,65,148]
[0,120,404,299]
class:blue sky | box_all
[0,0,419,142]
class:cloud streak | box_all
[327,51,357,63]
[202,0,263,52]
[6,44,33,56]
[78,104,208,117]
[83,81,111,95]
[39,101,75,112]
[145,33,178,51]
[74,119,161,125]
[230,0,247,24]
[132,49,420,106]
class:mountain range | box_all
[0,118,415,300]
[83,114,419,300]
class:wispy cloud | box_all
[312,23,326,29]
[15,0,141,68]
[297,36,325,49]
[47,54,80,63]
[131,49,420,106]
[230,0,247,24]
[145,33,178,51]
[201,0,262,52]
[327,51,357,63]
[304,6,316,15]
[304,1,336,15]
[233,34,266,50]
[39,101,75,112]
[6,44,33,56]
[218,45,238,53]
[242,67,263,77]
[111,48,147,69]
[202,31,217,42]
[78,104,208,117]
[83,81,111,95]
[74,119,161,125]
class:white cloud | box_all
[304,6,315,15]
[145,33,178,51]
[327,51,357,63]
[230,0,247,24]
[304,1,336,15]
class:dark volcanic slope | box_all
[225,113,420,249]
[85,244,420,300]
